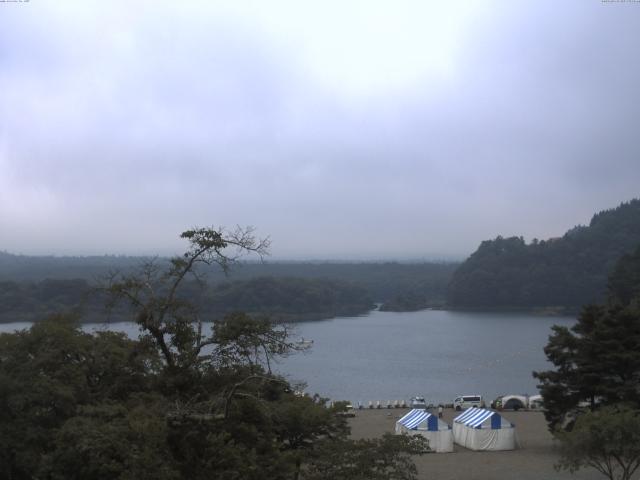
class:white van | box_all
[453,395,483,411]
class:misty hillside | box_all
[447,199,640,311]
[0,256,458,322]
[0,253,456,300]
[0,252,147,281]
[0,276,377,324]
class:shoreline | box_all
[0,304,578,325]
[379,305,578,317]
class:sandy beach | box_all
[348,408,618,480]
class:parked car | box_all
[453,394,483,411]
[410,396,427,409]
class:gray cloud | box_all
[1,0,639,259]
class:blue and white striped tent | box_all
[454,407,509,429]
[397,409,439,431]
[452,407,517,451]
[395,409,453,453]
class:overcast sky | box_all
[1,0,639,260]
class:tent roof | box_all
[454,407,502,428]
[397,409,433,429]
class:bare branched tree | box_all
[102,226,271,369]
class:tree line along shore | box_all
[1,211,640,479]
[2,199,640,322]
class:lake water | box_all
[0,309,574,406]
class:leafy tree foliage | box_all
[0,276,374,324]
[608,245,640,307]
[0,253,457,321]
[556,405,640,480]
[0,315,163,479]
[0,278,92,322]
[43,399,180,480]
[533,243,640,429]
[448,199,640,310]
[302,434,428,480]
[379,288,444,312]
[204,276,374,320]
[0,227,424,480]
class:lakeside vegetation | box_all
[0,227,427,480]
[0,276,374,324]
[0,256,457,322]
[1,205,640,478]
[534,244,640,480]
[3,200,640,320]
[448,199,640,312]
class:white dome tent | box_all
[395,409,454,453]
[452,407,517,451]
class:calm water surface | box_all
[0,309,574,405]
[274,309,574,405]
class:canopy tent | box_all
[453,407,517,451]
[528,394,544,410]
[395,409,453,453]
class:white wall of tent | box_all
[396,407,519,452]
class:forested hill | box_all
[0,254,456,304]
[0,276,375,323]
[0,252,147,281]
[447,199,640,311]
[0,256,458,321]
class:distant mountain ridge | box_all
[0,252,147,281]
[447,199,640,311]
[0,253,458,322]
[0,251,457,302]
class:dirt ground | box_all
[348,408,624,480]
